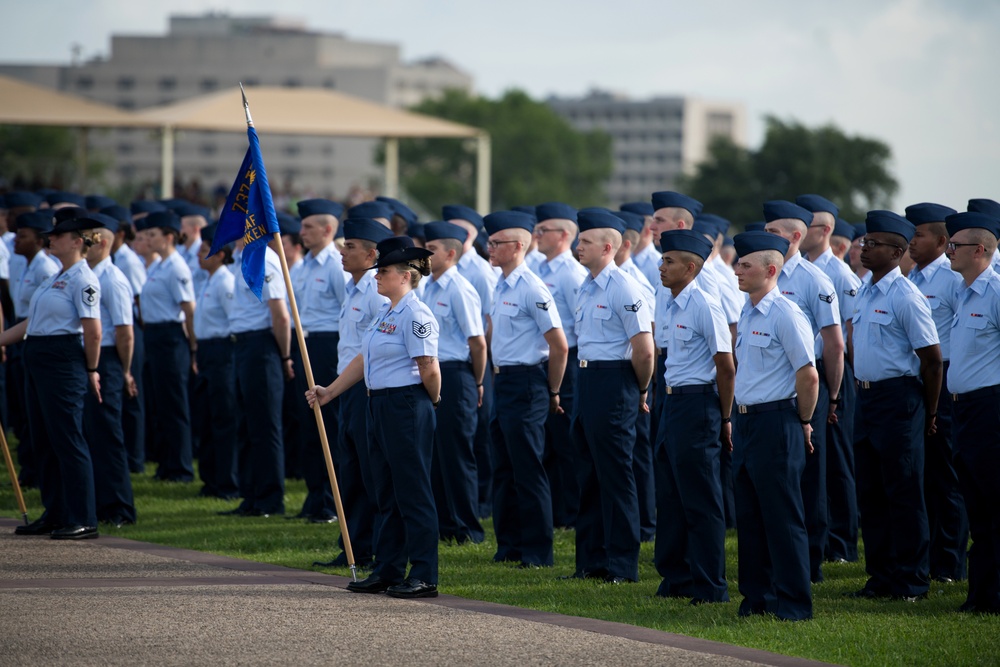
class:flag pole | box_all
[0,421,29,525]
[241,84,358,582]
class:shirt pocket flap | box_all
[748,332,772,347]
[964,314,989,330]
[673,325,694,341]
[870,311,894,326]
[593,306,613,320]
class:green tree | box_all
[0,125,110,192]
[679,116,898,226]
[393,89,612,213]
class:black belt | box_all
[664,383,716,396]
[494,363,543,374]
[579,359,632,369]
[857,375,919,391]
[368,383,422,397]
[439,361,472,370]
[232,328,271,341]
[144,321,182,330]
[952,384,1000,403]
[302,331,339,340]
[25,333,82,342]
[736,398,796,415]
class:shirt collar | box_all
[749,285,781,317]
[967,266,994,296]
[500,262,530,290]
[671,280,698,310]
[584,261,617,291]
[910,253,951,281]
[781,251,803,277]
[541,250,575,272]
[872,266,902,295]
[306,243,334,266]
[429,265,458,289]
[92,256,113,277]
[387,289,416,315]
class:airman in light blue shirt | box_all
[363,290,438,390]
[141,251,194,324]
[92,256,134,347]
[194,264,235,340]
[229,245,287,334]
[297,242,348,334]
[26,259,101,336]
[491,262,562,366]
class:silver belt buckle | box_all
[301,329,309,339]
[493,365,500,375]
[666,386,673,395]
[951,393,958,402]
[579,360,588,368]
[859,380,871,389]
[738,404,748,414]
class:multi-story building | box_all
[547,90,746,207]
[0,13,473,199]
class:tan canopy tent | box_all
[0,75,490,212]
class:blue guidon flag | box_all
[210,126,280,301]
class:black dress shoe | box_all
[932,576,955,584]
[347,574,394,594]
[314,553,349,568]
[309,514,336,524]
[603,575,634,585]
[386,578,438,599]
[14,518,55,536]
[51,525,99,540]
[217,507,250,516]
[845,588,890,599]
[892,592,928,603]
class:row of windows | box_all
[562,109,684,124]
[117,166,336,181]
[611,173,677,186]
[609,131,683,143]
[116,143,335,157]
[616,152,681,165]
[78,76,336,92]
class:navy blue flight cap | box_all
[343,218,393,244]
[276,212,301,236]
[511,206,538,223]
[298,198,344,220]
[795,194,839,217]
[84,212,120,232]
[5,191,43,209]
[695,213,729,237]
[733,231,790,258]
[651,191,703,216]
[144,210,182,234]
[85,194,117,211]
[904,203,957,225]
[745,222,766,232]
[158,198,188,212]
[200,223,219,245]
[852,223,867,240]
[45,215,104,235]
[377,196,418,225]
[369,235,432,270]
[578,208,626,234]
[15,211,54,234]
[722,235,734,248]
[832,218,855,239]
[692,216,719,239]
[175,202,211,219]
[612,209,644,234]
[865,210,915,242]
[408,220,426,241]
[967,198,1000,218]
[100,205,131,224]
[131,200,166,216]
[442,205,484,229]
[423,221,467,243]
[659,229,713,260]
[763,200,812,224]
[620,202,654,217]
[46,191,85,208]
[53,207,87,224]
[945,211,1000,240]
[349,201,393,221]
[484,210,535,235]
[535,202,577,223]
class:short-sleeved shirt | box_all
[778,252,840,357]
[363,289,438,390]
[113,243,147,297]
[661,280,732,387]
[907,253,962,361]
[14,251,59,320]
[992,248,1000,275]
[296,243,348,333]
[947,267,1000,394]
[0,240,9,280]
[457,251,497,326]
[421,266,484,363]
[92,257,134,347]
[851,267,939,382]
[632,243,662,290]
[654,266,735,351]
[813,248,861,344]
[574,262,652,362]
[229,246,287,334]
[490,262,562,366]
[182,238,209,297]
[525,248,546,275]
[142,251,195,324]
[194,266,235,340]
[708,255,745,325]
[618,257,656,319]
[25,258,101,336]
[338,271,388,374]
[734,287,815,405]
[536,251,588,348]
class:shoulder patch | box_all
[624,300,642,313]
[412,321,433,339]
[82,285,98,306]
[264,274,273,283]
[819,293,834,303]
[844,289,857,297]
[535,300,551,311]
[180,277,189,285]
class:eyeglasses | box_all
[947,242,982,252]
[487,240,520,249]
[533,227,562,235]
[861,239,902,251]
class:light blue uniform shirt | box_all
[851,267,939,382]
[708,255,745,325]
[288,257,304,331]
[13,251,59,319]
[947,267,1000,394]
[458,250,497,326]
[633,243,662,290]
[618,257,656,319]
[907,253,961,361]
[25,259,101,336]
[229,247,287,334]
[661,280,732,387]
[778,252,840,357]
[536,251,588,348]
[142,251,194,324]
[362,290,438,390]
[93,257,134,347]
[182,238,209,297]
[113,243,146,297]
[194,266,235,340]
[421,266,484,363]
[0,240,9,280]
[734,287,815,406]
[338,271,388,374]
[297,244,348,333]
[992,248,1000,275]
[813,248,861,343]
[526,248,546,275]
[490,262,562,367]
[654,266,732,350]
[574,262,652,362]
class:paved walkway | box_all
[0,518,837,666]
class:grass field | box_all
[2,467,998,666]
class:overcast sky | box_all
[2,0,997,213]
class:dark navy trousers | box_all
[825,359,858,561]
[23,335,97,527]
[952,387,1000,612]
[474,352,494,518]
[733,401,812,621]
[122,323,146,472]
[234,329,285,515]
[336,382,376,562]
[194,337,239,498]
[572,363,641,581]
[83,347,136,523]
[545,346,579,529]
[634,382,656,542]
[491,364,554,566]
[367,384,438,584]
[432,361,484,543]
[654,389,728,602]
[854,376,930,597]
[144,322,193,481]
[283,335,303,480]
[803,361,830,582]
[296,332,339,519]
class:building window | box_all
[284,144,300,156]
[323,79,336,89]
[707,112,734,138]
[243,78,259,87]
[118,99,135,110]
[200,143,217,156]
[76,76,93,90]
[284,78,301,88]
[117,77,135,91]
[159,77,177,91]
[118,143,134,155]
[321,144,334,156]
[200,78,217,91]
